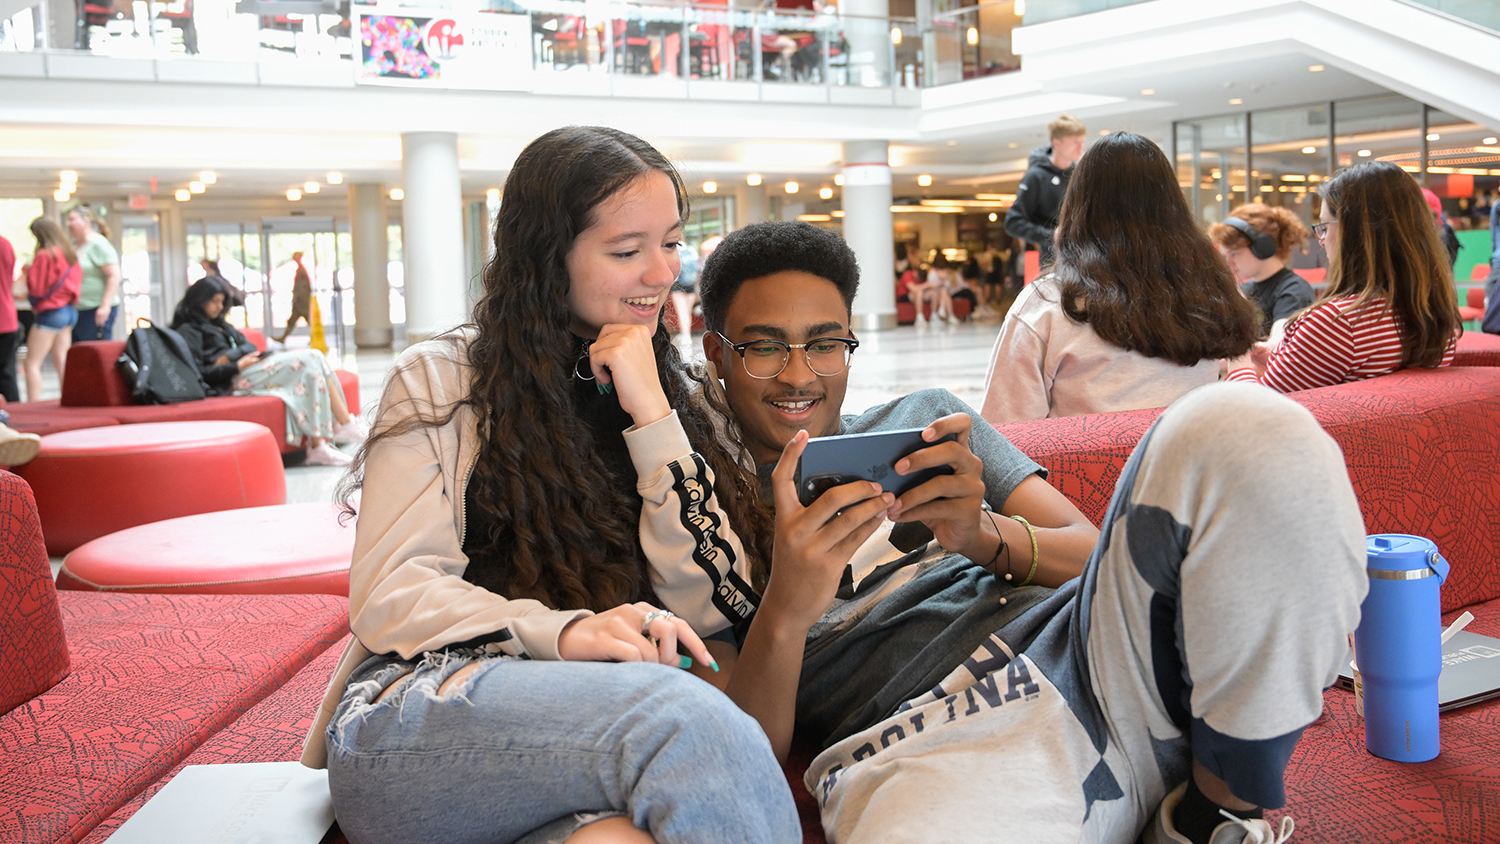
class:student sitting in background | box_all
[981,133,1261,425]
[1227,162,1460,391]
[679,219,1366,844]
[1209,203,1315,337]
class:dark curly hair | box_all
[698,221,861,332]
[338,126,774,612]
[1052,132,1261,366]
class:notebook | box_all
[105,761,334,844]
[1336,629,1500,712]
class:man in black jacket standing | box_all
[1005,114,1086,269]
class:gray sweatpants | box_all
[805,382,1369,844]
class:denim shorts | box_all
[34,305,78,331]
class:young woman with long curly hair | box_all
[304,126,797,844]
[1226,161,1460,390]
[980,132,1261,424]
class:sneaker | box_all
[332,415,370,446]
[305,442,352,467]
[0,424,41,467]
[1144,782,1294,844]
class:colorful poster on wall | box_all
[353,6,533,89]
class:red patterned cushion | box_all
[1293,368,1500,611]
[0,471,70,716]
[2,401,122,435]
[1279,599,1500,842]
[0,593,348,844]
[1454,331,1500,368]
[997,407,1164,526]
[77,634,353,843]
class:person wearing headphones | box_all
[1209,204,1314,338]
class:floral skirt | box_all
[233,348,336,445]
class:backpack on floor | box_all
[117,319,208,404]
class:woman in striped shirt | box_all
[1227,161,1460,390]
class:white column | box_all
[842,140,895,331]
[400,132,468,342]
[736,182,769,228]
[348,183,392,349]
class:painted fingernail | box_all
[596,382,608,395]
[710,660,720,672]
[602,382,614,394]
[678,655,693,669]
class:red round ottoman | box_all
[15,421,286,556]
[57,503,352,595]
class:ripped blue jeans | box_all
[326,649,800,844]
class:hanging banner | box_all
[353,6,533,90]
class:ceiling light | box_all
[1229,98,1243,105]
[1098,130,1109,136]
[834,174,845,186]
[1007,142,1018,148]
[1425,133,1441,141]
[176,189,191,202]
[703,181,718,194]
[486,188,501,202]
[1302,146,1317,154]
[917,174,932,187]
[1014,0,1025,15]
[326,171,344,185]
[890,26,902,45]
[785,181,799,194]
[966,26,978,46]
[199,171,217,185]
[1308,64,1324,72]
[59,170,78,183]
[304,181,320,193]
[1486,138,1498,145]
[286,189,302,201]
[747,173,762,186]
[988,212,998,221]
[1358,149,1372,157]
[189,181,206,194]
[819,187,833,199]
[54,189,72,201]
[1140,88,1155,95]
[389,188,404,201]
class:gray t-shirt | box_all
[758,388,1051,746]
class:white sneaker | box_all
[332,415,370,446]
[1144,783,1294,844]
[0,424,41,466]
[305,442,352,467]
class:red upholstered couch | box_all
[3,335,360,454]
[0,469,351,844]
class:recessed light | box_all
[286,189,302,201]
[746,173,762,186]
[1302,146,1317,154]
[1308,64,1325,72]
[55,189,72,201]
[189,181,206,194]
[1098,130,1109,136]
[1486,137,1498,145]
[834,174,845,186]
[59,170,78,183]
[1358,149,1372,157]
[304,181,320,193]
[1140,88,1155,95]
[175,189,191,201]
[326,171,344,185]
[486,188,500,202]
[785,181,799,194]
[389,188,404,201]
[917,174,933,187]
[703,181,718,194]
[1427,133,1440,141]
[199,171,217,185]
[1007,142,1018,148]
[988,212,998,221]
[819,187,834,199]
[1229,98,1243,105]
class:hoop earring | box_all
[573,352,595,381]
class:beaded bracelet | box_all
[1010,514,1039,587]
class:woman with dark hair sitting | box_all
[981,132,1261,424]
[1209,202,1314,337]
[1226,161,1460,390]
[302,126,798,844]
[171,277,366,466]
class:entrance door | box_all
[259,217,347,355]
[118,214,163,328]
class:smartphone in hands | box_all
[795,426,957,507]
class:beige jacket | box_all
[301,335,757,767]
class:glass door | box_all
[259,216,345,357]
[118,214,163,328]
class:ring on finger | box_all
[640,610,675,639]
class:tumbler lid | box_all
[1366,534,1449,582]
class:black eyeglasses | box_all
[1312,220,1337,240]
[714,331,859,379]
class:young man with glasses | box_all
[680,221,1366,844]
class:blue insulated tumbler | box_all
[1355,534,1448,763]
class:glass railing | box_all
[1396,0,1500,33]
[0,0,926,89]
[1015,0,1148,26]
[929,0,1021,84]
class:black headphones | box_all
[1222,216,1277,260]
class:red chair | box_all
[1293,267,1327,285]
[1459,287,1485,324]
[1024,251,1039,284]
[1471,264,1491,281]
